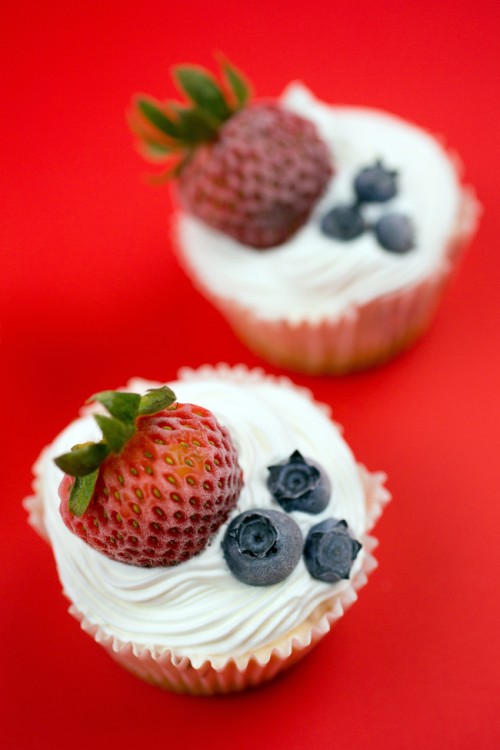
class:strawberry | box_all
[128,55,333,249]
[55,386,243,567]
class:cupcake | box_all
[24,364,389,694]
[129,58,479,374]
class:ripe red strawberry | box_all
[55,387,243,567]
[128,56,333,249]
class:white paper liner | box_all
[24,449,51,543]
[24,364,390,694]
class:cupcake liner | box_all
[174,187,479,375]
[23,448,51,543]
[24,364,390,695]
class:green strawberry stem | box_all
[54,386,176,516]
[129,54,251,175]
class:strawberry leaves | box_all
[129,54,251,173]
[54,386,177,516]
[174,66,231,123]
[136,98,181,139]
[169,104,219,143]
[91,390,142,423]
[93,415,135,453]
[218,54,251,108]
[138,385,176,415]
[68,472,100,517]
[55,442,110,477]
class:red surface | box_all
[2,1,499,748]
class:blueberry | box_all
[303,518,362,583]
[354,160,398,203]
[267,450,331,514]
[321,205,365,241]
[375,213,415,254]
[222,509,303,586]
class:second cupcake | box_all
[129,57,479,374]
[25,364,389,694]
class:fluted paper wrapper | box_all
[174,188,479,375]
[24,365,390,695]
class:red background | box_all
[2,1,499,748]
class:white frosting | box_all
[35,368,381,667]
[177,84,464,323]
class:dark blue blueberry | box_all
[321,205,365,241]
[222,509,303,586]
[354,160,398,203]
[303,518,362,583]
[375,213,415,254]
[267,450,331,514]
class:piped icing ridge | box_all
[29,365,389,667]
